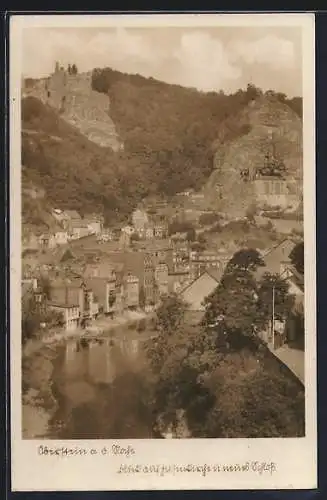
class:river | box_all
[44,334,160,439]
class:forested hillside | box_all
[22,67,302,226]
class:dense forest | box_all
[22,67,302,226]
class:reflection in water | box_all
[50,335,157,439]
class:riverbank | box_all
[22,309,156,439]
[24,309,154,353]
[22,342,59,438]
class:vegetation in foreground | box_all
[145,248,305,438]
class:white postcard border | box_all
[10,13,317,491]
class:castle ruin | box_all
[23,61,122,151]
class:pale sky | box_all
[22,26,302,97]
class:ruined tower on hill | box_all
[44,62,68,112]
[22,62,122,151]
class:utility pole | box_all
[271,268,289,351]
[272,283,275,350]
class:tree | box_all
[22,295,40,343]
[203,267,260,345]
[168,220,195,237]
[144,260,303,438]
[225,248,265,274]
[42,308,65,329]
[256,272,295,328]
[38,274,51,299]
[191,241,206,252]
[199,212,221,226]
[197,233,206,245]
[68,63,72,75]
[22,293,64,344]
[145,311,216,436]
[289,241,304,275]
[156,293,188,335]
[201,353,304,438]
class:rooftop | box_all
[169,270,189,276]
[64,210,81,220]
[254,176,289,182]
[84,260,124,273]
[180,268,223,294]
[48,301,79,309]
[207,268,224,282]
[261,237,296,259]
[71,220,90,229]
[51,278,90,289]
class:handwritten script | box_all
[37,444,277,477]
[38,444,136,458]
[117,462,277,477]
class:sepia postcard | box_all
[9,13,317,491]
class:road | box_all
[272,344,305,384]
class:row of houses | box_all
[23,236,304,347]
[179,238,304,348]
[122,222,168,241]
[23,209,105,251]
[23,207,170,252]
[23,269,141,332]
[180,239,302,314]
[22,241,190,331]
[121,208,168,241]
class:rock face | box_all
[205,95,303,216]
[23,70,122,151]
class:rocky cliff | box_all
[205,95,303,216]
[23,71,122,151]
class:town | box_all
[22,198,304,355]
[21,54,306,441]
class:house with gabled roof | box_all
[255,238,297,279]
[49,277,98,326]
[179,269,223,324]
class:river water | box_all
[48,335,160,439]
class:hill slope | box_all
[22,68,302,227]
[91,69,301,198]
[22,97,131,222]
